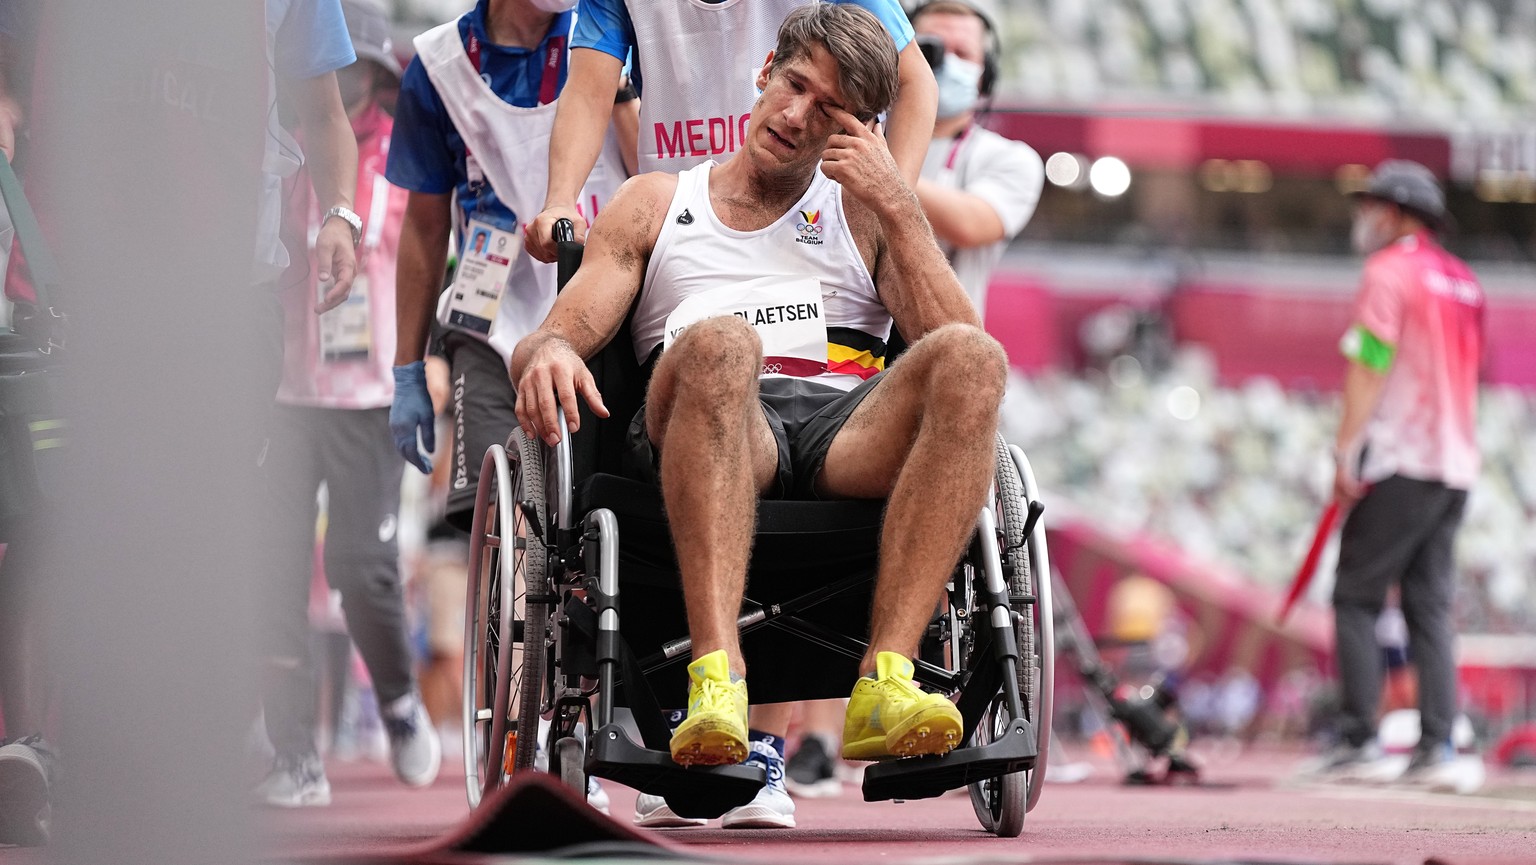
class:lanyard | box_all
[944,125,973,172]
[462,25,565,205]
[465,30,566,106]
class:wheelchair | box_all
[460,236,1056,837]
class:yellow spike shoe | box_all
[842,652,963,761]
[668,650,750,766]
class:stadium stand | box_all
[996,0,1536,122]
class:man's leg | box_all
[1331,477,1429,750]
[643,317,778,765]
[645,316,779,674]
[1400,486,1466,752]
[813,324,1007,759]
[257,406,330,805]
[817,324,1008,671]
[320,407,439,787]
[443,334,517,532]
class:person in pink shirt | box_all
[1316,159,1484,793]
[258,0,441,808]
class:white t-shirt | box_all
[920,125,1043,319]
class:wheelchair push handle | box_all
[553,218,584,292]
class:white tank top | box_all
[631,0,809,173]
[635,162,891,392]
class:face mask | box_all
[528,0,578,12]
[1351,206,1391,255]
[934,54,983,119]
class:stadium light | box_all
[1090,156,1132,197]
[1046,151,1086,188]
[1167,385,1201,420]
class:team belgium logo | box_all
[795,209,824,246]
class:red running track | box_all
[4,743,1533,864]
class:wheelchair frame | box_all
[461,223,1052,836]
[462,411,1055,835]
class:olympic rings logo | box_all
[796,223,823,234]
[762,362,783,375]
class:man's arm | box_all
[914,180,1005,248]
[1333,359,1388,503]
[387,190,452,473]
[291,70,359,312]
[821,108,976,341]
[525,47,626,262]
[918,142,1043,248]
[393,191,453,367]
[512,172,671,445]
[883,40,938,187]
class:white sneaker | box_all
[0,738,54,845]
[721,782,796,829]
[721,739,795,829]
[1295,740,1401,783]
[586,777,611,814]
[254,754,332,807]
[382,694,442,788]
[633,793,709,828]
[1395,744,1486,795]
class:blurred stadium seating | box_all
[1002,350,1536,636]
[996,0,1536,123]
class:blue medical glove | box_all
[390,361,436,474]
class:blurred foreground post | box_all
[38,1,266,862]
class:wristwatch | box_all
[323,205,363,247]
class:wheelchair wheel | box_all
[1011,442,1055,814]
[460,429,552,808]
[967,434,1035,837]
[553,735,586,799]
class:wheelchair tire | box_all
[966,434,1033,837]
[460,430,552,808]
[507,426,552,782]
[463,443,513,808]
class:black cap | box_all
[1353,159,1447,228]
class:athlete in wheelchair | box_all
[460,5,1053,836]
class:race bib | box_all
[445,219,518,335]
[663,276,828,377]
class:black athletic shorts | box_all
[443,332,517,531]
[625,373,884,499]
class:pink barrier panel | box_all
[1047,517,1333,692]
[986,274,1536,391]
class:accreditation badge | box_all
[445,219,518,335]
[663,276,828,378]
[320,274,372,361]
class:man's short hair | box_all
[768,4,899,122]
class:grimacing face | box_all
[748,45,861,172]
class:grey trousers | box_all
[260,406,413,760]
[1332,474,1467,750]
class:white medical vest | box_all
[415,18,628,363]
[631,0,808,174]
[636,162,891,392]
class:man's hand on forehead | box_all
[820,105,905,215]
[823,103,876,131]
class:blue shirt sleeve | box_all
[571,0,635,61]
[274,0,357,81]
[385,59,458,195]
[835,0,913,50]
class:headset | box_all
[908,0,1000,99]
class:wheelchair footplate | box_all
[587,723,766,819]
[862,717,1037,802]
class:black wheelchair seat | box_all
[574,471,886,705]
